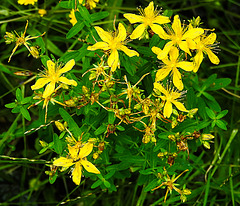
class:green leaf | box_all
[16,88,22,102]
[66,21,85,39]
[53,133,63,154]
[205,107,215,119]
[12,107,20,113]
[21,97,32,104]
[91,179,102,189]
[207,78,232,91]
[202,92,215,102]
[59,108,82,138]
[90,11,109,22]
[20,107,31,121]
[216,110,228,119]
[205,98,221,112]
[144,179,159,192]
[0,63,12,74]
[46,39,63,57]
[216,120,227,130]
[59,1,71,9]
[103,180,111,188]
[202,74,217,91]
[108,112,115,124]
[116,125,125,131]
[78,6,92,25]
[94,124,107,136]
[49,171,58,184]
[5,102,16,108]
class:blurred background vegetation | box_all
[0,0,239,205]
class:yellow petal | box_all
[120,45,139,57]
[203,33,216,45]
[164,101,172,118]
[182,28,204,40]
[47,60,56,76]
[59,59,75,74]
[152,46,161,55]
[176,61,194,71]
[94,26,112,43]
[68,145,79,159]
[153,82,167,95]
[79,142,93,158]
[172,15,182,36]
[205,48,220,65]
[130,24,146,39]
[108,49,119,72]
[31,78,50,90]
[151,24,169,39]
[193,51,203,72]
[72,162,82,185]
[43,82,55,98]
[179,41,191,55]
[81,159,100,174]
[123,13,143,24]
[155,68,171,81]
[169,47,179,62]
[172,101,187,112]
[117,23,127,42]
[187,38,197,50]
[87,42,110,51]
[59,76,77,86]
[53,157,74,168]
[172,68,183,91]
[144,1,154,17]
[158,41,173,59]
[153,16,170,25]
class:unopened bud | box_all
[55,121,65,132]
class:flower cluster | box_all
[5,0,222,203]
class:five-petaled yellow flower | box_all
[124,1,170,40]
[79,0,99,9]
[152,47,194,91]
[18,0,37,5]
[31,59,77,98]
[192,33,220,72]
[154,82,187,118]
[155,15,204,59]
[87,23,139,72]
[53,142,100,185]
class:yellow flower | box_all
[18,0,37,5]
[38,9,47,17]
[53,142,100,185]
[69,9,77,26]
[154,82,187,118]
[87,23,139,72]
[193,33,220,72]
[79,0,99,9]
[155,15,204,59]
[152,47,194,90]
[124,1,170,40]
[31,59,77,98]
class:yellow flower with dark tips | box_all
[193,33,220,72]
[31,59,77,98]
[154,82,187,118]
[87,23,139,72]
[152,47,194,90]
[124,1,170,40]
[53,142,100,185]
[155,15,204,59]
